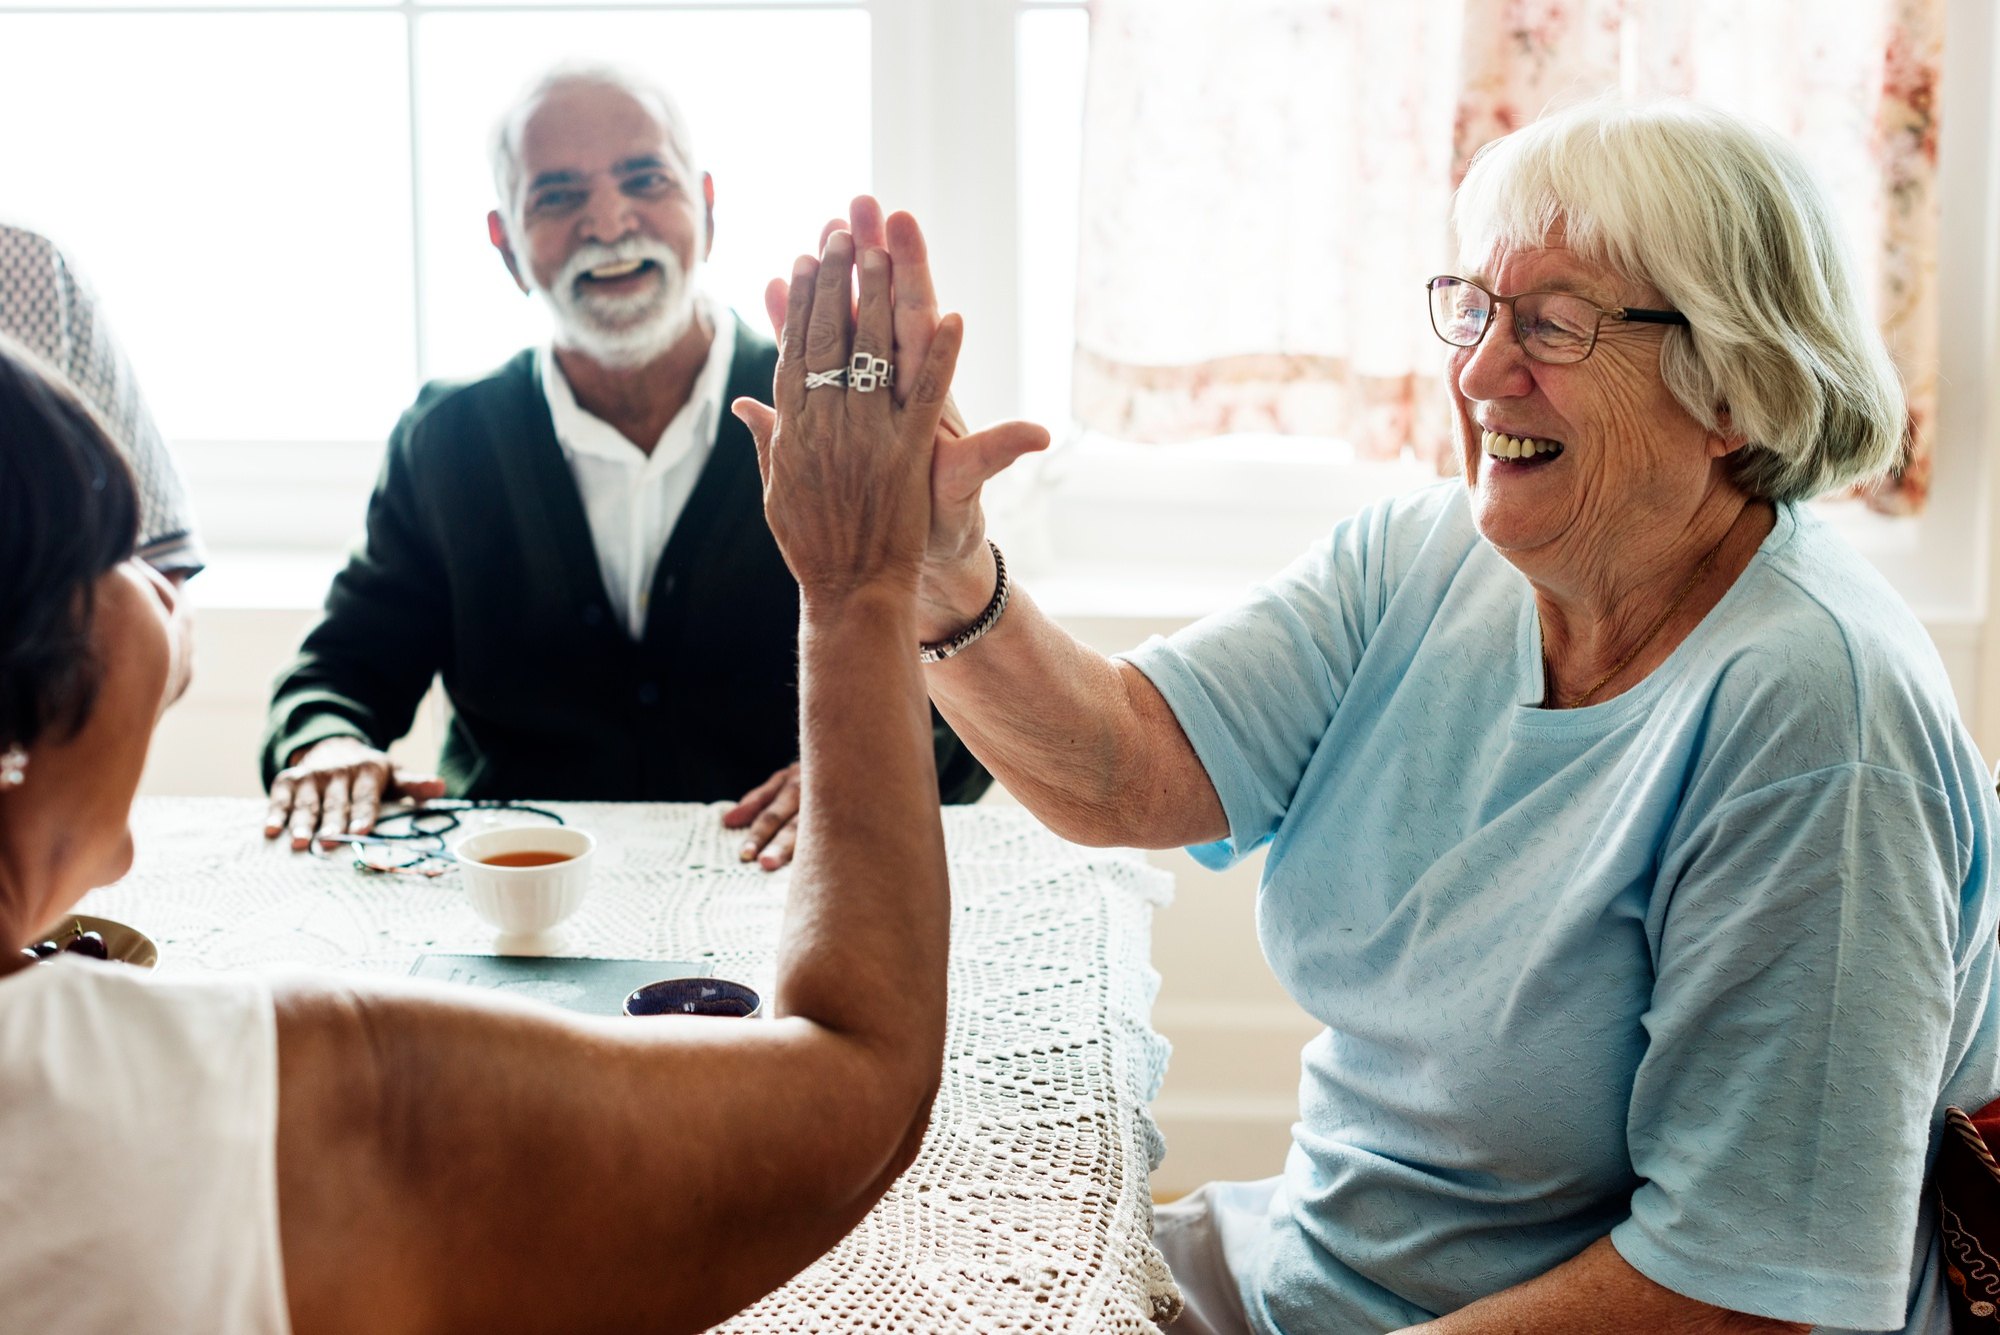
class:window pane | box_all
[422,0,852,7]
[1017,6,1088,430]
[0,0,391,9]
[415,8,869,381]
[0,13,415,441]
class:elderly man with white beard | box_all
[259,65,990,862]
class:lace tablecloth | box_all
[82,798,1182,1333]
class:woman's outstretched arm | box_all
[920,565,1227,851]
[1397,1237,1810,1335]
[757,198,1226,852]
[273,230,959,1335]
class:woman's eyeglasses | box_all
[309,801,567,877]
[1425,275,1689,365]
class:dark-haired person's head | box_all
[0,338,189,959]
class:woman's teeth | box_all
[1482,430,1562,460]
[585,259,648,280]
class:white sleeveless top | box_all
[0,955,289,1333]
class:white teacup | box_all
[454,825,595,955]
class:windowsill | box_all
[189,544,1271,624]
[990,431,1968,623]
[186,525,1981,737]
[186,450,1948,630]
[1028,567,1266,622]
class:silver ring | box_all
[803,366,846,390]
[849,352,893,393]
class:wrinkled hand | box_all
[733,230,962,604]
[263,735,446,852]
[721,762,801,870]
[759,197,1050,637]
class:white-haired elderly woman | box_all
[740,102,2000,1333]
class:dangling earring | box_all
[0,745,27,788]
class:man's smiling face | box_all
[495,79,714,368]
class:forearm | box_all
[922,575,1225,849]
[264,608,440,785]
[776,587,950,1078]
[930,706,995,804]
[276,979,954,1335]
[1401,1238,1809,1335]
[263,445,450,785]
[261,686,376,784]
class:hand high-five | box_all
[732,231,961,613]
[758,199,1052,641]
[764,200,955,426]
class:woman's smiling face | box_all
[1450,241,1736,576]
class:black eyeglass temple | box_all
[1619,308,1690,326]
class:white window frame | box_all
[1,0,1058,568]
[14,0,1998,742]
[968,0,2000,751]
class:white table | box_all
[84,798,1182,1333]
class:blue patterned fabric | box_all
[1124,482,2000,1333]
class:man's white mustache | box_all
[555,240,683,297]
[535,235,699,369]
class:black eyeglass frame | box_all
[1425,274,1690,364]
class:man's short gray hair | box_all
[488,62,700,226]
[1453,98,1905,502]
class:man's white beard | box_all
[536,237,699,370]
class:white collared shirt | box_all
[539,295,737,640]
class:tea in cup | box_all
[454,826,595,955]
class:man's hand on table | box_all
[264,735,447,852]
[723,762,802,869]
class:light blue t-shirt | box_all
[1124,483,2000,1333]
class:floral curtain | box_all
[1071,0,1944,511]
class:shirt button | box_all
[581,603,604,628]
[636,682,660,706]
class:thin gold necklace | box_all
[1545,532,1730,710]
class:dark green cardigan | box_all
[261,324,991,804]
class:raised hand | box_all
[761,198,1050,640]
[734,231,962,609]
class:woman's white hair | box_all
[1454,98,1905,502]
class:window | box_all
[0,9,418,443]
[998,0,2000,679]
[413,7,869,382]
[0,0,869,557]
[5,0,1994,699]
[1015,2,1086,433]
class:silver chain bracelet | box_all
[919,540,1010,664]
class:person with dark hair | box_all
[0,222,205,580]
[0,335,165,766]
[0,234,964,1333]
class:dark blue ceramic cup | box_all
[624,977,763,1018]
